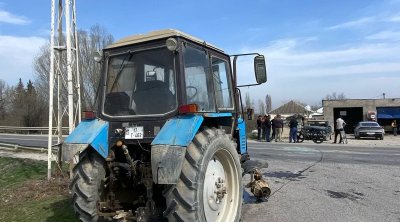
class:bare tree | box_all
[33,24,114,112]
[265,94,271,113]
[244,92,254,109]
[79,24,114,109]
[0,80,6,119]
[258,99,265,115]
[325,92,347,100]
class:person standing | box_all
[271,116,276,141]
[256,115,262,141]
[392,120,397,136]
[263,115,272,142]
[274,114,284,142]
[334,116,346,143]
[289,115,299,143]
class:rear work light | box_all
[178,104,199,114]
[82,111,96,120]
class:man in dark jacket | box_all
[289,115,299,143]
[263,115,272,142]
[256,115,262,141]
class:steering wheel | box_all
[186,86,198,100]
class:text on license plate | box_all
[125,126,144,139]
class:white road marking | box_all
[248,146,400,156]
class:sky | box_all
[0,0,400,109]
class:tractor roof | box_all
[105,29,224,52]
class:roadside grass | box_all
[0,157,76,221]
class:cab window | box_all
[183,45,215,112]
[212,57,233,109]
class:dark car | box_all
[354,121,384,140]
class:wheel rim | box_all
[203,149,240,222]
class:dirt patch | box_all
[0,177,70,207]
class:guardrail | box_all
[0,142,49,152]
[0,126,69,134]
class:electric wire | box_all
[266,148,324,199]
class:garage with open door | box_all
[377,107,400,132]
[333,107,363,134]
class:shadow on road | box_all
[264,170,307,181]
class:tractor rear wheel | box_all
[163,127,243,222]
[70,150,106,222]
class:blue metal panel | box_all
[377,107,400,119]
[64,119,109,158]
[151,115,204,147]
[237,117,247,153]
[203,113,233,117]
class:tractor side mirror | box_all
[254,55,267,84]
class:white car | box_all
[354,121,384,140]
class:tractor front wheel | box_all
[70,150,106,222]
[163,127,243,222]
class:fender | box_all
[62,119,109,161]
[151,114,203,184]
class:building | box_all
[323,98,400,133]
[269,100,310,118]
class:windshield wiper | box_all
[110,51,134,91]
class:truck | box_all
[62,29,269,222]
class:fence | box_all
[0,126,69,135]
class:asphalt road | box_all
[0,133,59,147]
[242,141,400,222]
[1,134,399,221]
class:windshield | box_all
[103,47,177,116]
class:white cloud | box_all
[325,17,375,30]
[0,9,30,25]
[388,14,400,21]
[366,30,400,40]
[236,37,400,107]
[0,35,46,84]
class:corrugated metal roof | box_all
[105,29,223,52]
[269,100,308,114]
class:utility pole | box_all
[48,0,81,180]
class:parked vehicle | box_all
[61,29,269,222]
[354,121,384,140]
[297,126,327,143]
[306,120,332,140]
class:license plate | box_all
[367,132,374,135]
[125,126,144,139]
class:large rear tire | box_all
[163,127,243,222]
[70,150,106,222]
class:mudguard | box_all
[62,119,109,161]
[151,115,204,184]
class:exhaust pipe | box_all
[246,169,271,199]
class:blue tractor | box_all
[62,29,268,222]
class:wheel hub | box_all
[215,177,227,203]
[204,157,227,216]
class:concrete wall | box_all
[323,98,400,131]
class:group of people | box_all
[256,114,299,143]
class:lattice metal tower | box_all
[48,0,81,179]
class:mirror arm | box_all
[237,83,262,88]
